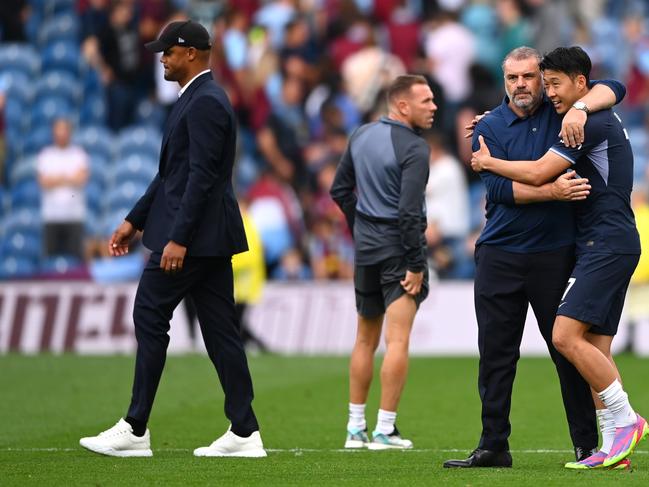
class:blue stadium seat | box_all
[40,255,83,275]
[38,13,80,46]
[2,208,41,236]
[22,124,54,157]
[4,97,29,133]
[101,209,132,238]
[9,156,38,187]
[33,70,81,107]
[134,99,168,130]
[0,256,38,279]
[87,155,111,189]
[0,70,34,107]
[10,180,42,209]
[85,180,103,216]
[85,209,103,237]
[30,97,76,136]
[0,44,40,78]
[117,126,162,159]
[111,154,157,187]
[41,41,82,76]
[74,126,115,162]
[43,0,77,16]
[1,230,42,262]
[105,181,147,212]
[79,94,107,126]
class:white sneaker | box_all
[79,418,153,457]
[367,425,413,450]
[193,427,267,458]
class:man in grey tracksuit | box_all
[331,74,437,450]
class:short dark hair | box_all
[386,75,429,105]
[540,46,591,84]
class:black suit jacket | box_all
[126,72,248,257]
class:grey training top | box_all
[330,116,429,271]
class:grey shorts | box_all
[354,256,429,318]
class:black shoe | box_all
[443,448,513,468]
[574,446,598,462]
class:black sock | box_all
[125,416,147,437]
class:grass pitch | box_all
[1,353,648,486]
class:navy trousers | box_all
[126,252,259,436]
[474,244,597,451]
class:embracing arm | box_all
[473,135,572,186]
[561,80,625,146]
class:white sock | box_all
[376,409,397,435]
[596,408,616,454]
[347,403,366,431]
[597,380,636,427]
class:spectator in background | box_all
[272,247,312,280]
[97,1,145,131]
[256,72,309,189]
[307,161,354,279]
[423,131,471,279]
[423,9,475,128]
[36,118,89,260]
[0,0,28,42]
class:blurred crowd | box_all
[2,0,649,283]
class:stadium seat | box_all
[4,97,29,133]
[41,41,82,76]
[101,209,132,237]
[105,181,147,212]
[134,99,168,130]
[10,180,42,209]
[9,157,38,187]
[85,180,103,215]
[0,230,42,262]
[0,70,34,107]
[44,0,77,16]
[87,155,111,189]
[40,255,84,275]
[0,44,40,78]
[33,70,81,107]
[0,256,38,279]
[22,124,54,157]
[74,126,115,162]
[38,13,80,47]
[79,94,107,126]
[116,126,162,159]
[2,208,41,236]
[111,154,157,187]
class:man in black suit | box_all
[79,20,266,458]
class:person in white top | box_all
[424,131,472,279]
[36,117,89,260]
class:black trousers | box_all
[474,244,597,451]
[126,253,259,436]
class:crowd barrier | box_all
[1,280,648,356]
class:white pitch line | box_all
[2,447,648,454]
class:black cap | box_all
[145,20,212,52]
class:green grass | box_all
[1,354,648,486]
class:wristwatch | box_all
[572,101,590,114]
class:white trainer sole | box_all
[193,448,267,458]
[344,439,368,449]
[367,442,413,450]
[79,441,153,457]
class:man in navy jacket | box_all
[79,20,266,458]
